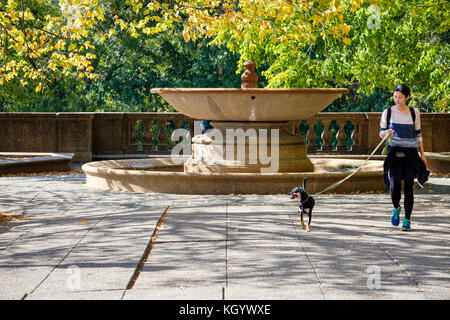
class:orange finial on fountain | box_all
[241,62,258,88]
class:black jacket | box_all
[383,146,430,190]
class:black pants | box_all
[388,156,416,220]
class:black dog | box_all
[289,178,315,232]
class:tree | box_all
[106,0,449,111]
[0,0,241,112]
[0,0,102,91]
[1,1,448,111]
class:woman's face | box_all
[393,91,409,107]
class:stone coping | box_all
[424,152,450,173]
[0,152,74,175]
[150,89,350,121]
[425,152,450,160]
[93,154,190,160]
[0,152,73,162]
[151,88,350,94]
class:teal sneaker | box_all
[391,206,401,226]
[401,218,411,231]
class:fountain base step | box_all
[82,157,385,195]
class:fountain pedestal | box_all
[185,121,314,173]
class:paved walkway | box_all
[0,172,449,300]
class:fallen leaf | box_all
[0,212,22,223]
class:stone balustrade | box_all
[0,112,448,162]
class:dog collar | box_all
[298,194,309,203]
[301,195,309,203]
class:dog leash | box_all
[312,129,392,195]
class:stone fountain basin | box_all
[150,88,349,121]
[82,156,385,195]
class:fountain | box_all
[82,63,385,194]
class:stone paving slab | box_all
[123,286,223,300]
[227,201,299,241]
[134,241,226,290]
[0,174,173,300]
[226,239,325,299]
[156,202,227,243]
[0,173,449,300]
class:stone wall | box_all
[0,112,448,162]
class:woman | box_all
[380,84,429,231]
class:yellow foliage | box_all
[68,43,77,51]
[0,0,444,103]
[183,30,191,42]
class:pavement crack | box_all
[224,200,229,299]
[364,236,426,296]
[122,202,174,295]
[1,198,84,255]
[353,220,428,297]
[18,181,55,217]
